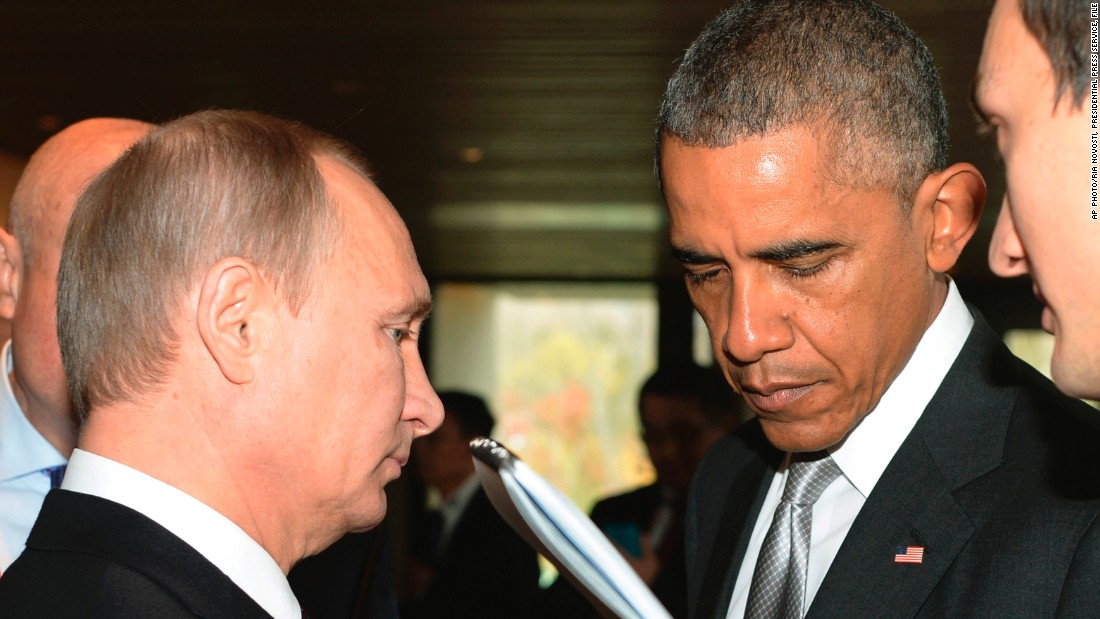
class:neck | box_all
[78,397,311,574]
[8,372,77,458]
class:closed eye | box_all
[686,268,722,284]
[783,258,834,279]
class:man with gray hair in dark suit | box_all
[0,110,443,617]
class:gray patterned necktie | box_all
[745,450,842,619]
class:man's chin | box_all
[1051,344,1100,402]
[758,417,846,453]
[344,491,388,534]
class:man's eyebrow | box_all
[386,297,433,322]
[970,75,993,131]
[671,246,720,265]
[748,240,843,262]
[411,298,433,320]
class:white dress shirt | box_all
[62,449,301,619]
[727,280,973,618]
[0,340,66,573]
[438,473,482,553]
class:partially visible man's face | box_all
[662,128,939,452]
[413,414,472,495]
[276,157,444,534]
[3,119,151,439]
[7,204,69,421]
[979,0,1099,399]
[640,393,721,497]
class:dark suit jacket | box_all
[589,482,666,532]
[403,487,541,619]
[0,490,271,618]
[687,316,1100,619]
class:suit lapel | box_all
[806,438,974,619]
[807,315,1016,619]
[695,427,779,619]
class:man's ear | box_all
[912,162,987,274]
[0,229,22,321]
[196,257,273,385]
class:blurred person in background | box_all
[0,118,152,574]
[401,390,541,619]
[545,363,740,618]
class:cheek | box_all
[796,258,914,381]
[792,299,858,379]
[1002,116,1075,225]
[15,280,57,327]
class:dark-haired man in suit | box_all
[656,1,1100,617]
[401,391,541,619]
[549,364,739,618]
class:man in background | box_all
[402,390,541,619]
[658,1,1100,617]
[0,110,443,617]
[549,364,740,618]
[0,118,152,574]
[978,0,1099,400]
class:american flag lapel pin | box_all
[894,545,925,564]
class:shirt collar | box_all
[0,340,66,481]
[828,279,973,497]
[62,449,301,619]
[441,474,481,521]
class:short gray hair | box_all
[58,109,368,419]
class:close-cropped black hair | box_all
[439,390,496,438]
[657,0,949,208]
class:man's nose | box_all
[404,354,444,437]
[988,197,1030,278]
[721,275,794,364]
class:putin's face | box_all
[279,158,444,535]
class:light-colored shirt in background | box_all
[0,340,65,573]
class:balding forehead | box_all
[8,118,153,257]
[14,119,152,213]
[35,119,151,178]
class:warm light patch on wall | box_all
[1003,329,1055,379]
[431,282,659,513]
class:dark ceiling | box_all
[0,0,1033,325]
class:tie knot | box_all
[43,464,67,489]
[781,451,841,506]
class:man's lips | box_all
[1032,282,1046,305]
[1032,283,1055,335]
[740,382,820,413]
[390,450,410,468]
